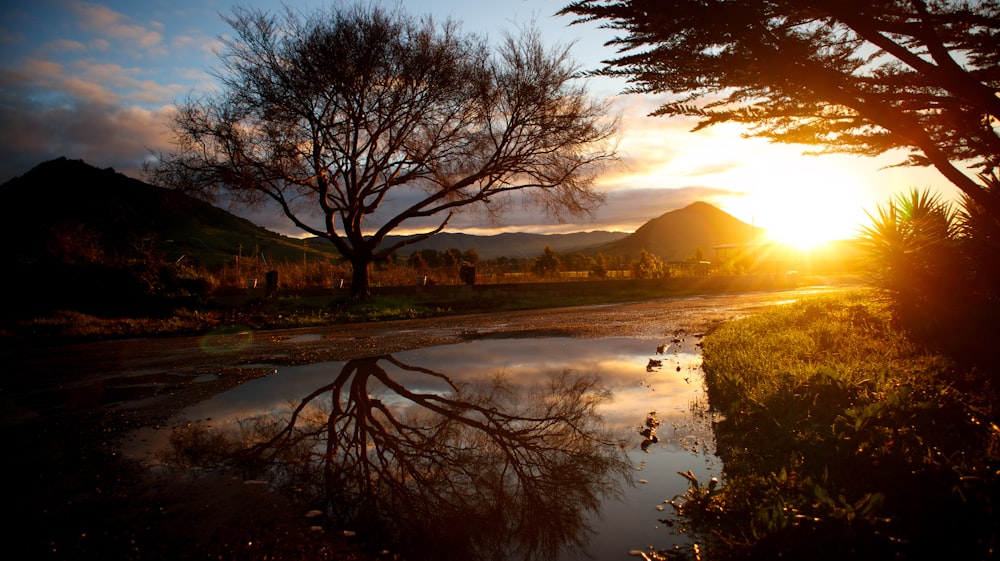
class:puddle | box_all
[282,333,323,343]
[131,336,719,560]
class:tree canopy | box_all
[560,0,1000,218]
[154,4,618,298]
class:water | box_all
[135,336,720,560]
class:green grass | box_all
[672,289,999,561]
[701,290,931,410]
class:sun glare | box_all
[717,157,869,250]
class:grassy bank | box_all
[671,290,999,560]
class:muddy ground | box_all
[1,289,837,560]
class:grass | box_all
[668,289,999,561]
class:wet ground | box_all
[2,288,845,560]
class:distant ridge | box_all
[381,231,629,259]
[593,201,765,261]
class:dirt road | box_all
[2,287,844,561]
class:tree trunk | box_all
[350,259,372,300]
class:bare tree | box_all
[152,4,618,298]
[560,0,1000,220]
[167,355,630,560]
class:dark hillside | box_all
[0,158,339,317]
[0,157,339,268]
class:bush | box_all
[860,187,1000,363]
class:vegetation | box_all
[153,3,618,299]
[670,290,998,560]
[560,0,1000,221]
[859,185,1000,355]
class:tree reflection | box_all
[174,355,630,560]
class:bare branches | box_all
[152,4,617,297]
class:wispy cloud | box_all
[69,1,166,56]
[44,38,88,52]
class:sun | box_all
[761,197,857,249]
[718,158,869,250]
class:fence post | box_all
[265,270,278,299]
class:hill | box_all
[0,157,340,268]
[1,158,625,266]
[593,201,765,261]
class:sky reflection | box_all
[161,336,719,559]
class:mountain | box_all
[2,158,752,270]
[0,157,340,267]
[593,201,765,261]
[380,231,629,259]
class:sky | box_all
[0,0,961,245]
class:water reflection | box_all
[168,353,631,561]
[152,337,719,560]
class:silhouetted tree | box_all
[153,4,618,298]
[860,188,963,310]
[441,248,461,268]
[461,248,480,266]
[959,171,1000,303]
[633,248,665,279]
[561,0,1000,220]
[534,245,562,277]
[418,249,441,269]
[590,252,609,278]
[861,187,1000,357]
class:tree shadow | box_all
[167,354,631,560]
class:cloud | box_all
[69,1,165,56]
[45,38,88,52]
[20,57,63,80]
[69,60,182,103]
[0,84,176,182]
[0,27,22,45]
[62,76,118,104]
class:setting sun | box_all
[714,154,870,250]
